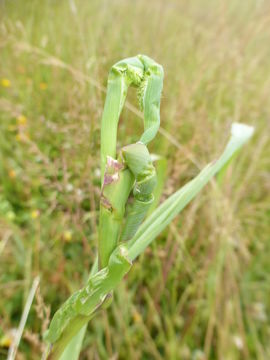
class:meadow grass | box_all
[0,0,269,359]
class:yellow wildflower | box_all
[0,334,13,348]
[8,169,16,179]
[31,210,40,219]
[15,133,22,142]
[15,133,23,142]
[63,230,72,242]
[1,78,11,87]
[39,82,48,90]
[15,133,30,142]
[132,309,142,323]
[16,115,27,126]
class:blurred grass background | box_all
[0,0,269,359]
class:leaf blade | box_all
[127,123,254,260]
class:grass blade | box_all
[7,277,40,360]
[127,123,254,260]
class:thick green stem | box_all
[45,246,132,359]
[47,315,92,360]
[98,161,134,268]
[120,143,157,241]
[99,55,163,269]
[46,55,163,359]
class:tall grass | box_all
[0,0,269,359]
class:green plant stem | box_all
[47,315,92,360]
[99,55,163,270]
[46,123,253,360]
[98,167,134,268]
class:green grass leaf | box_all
[47,123,253,359]
[127,123,254,260]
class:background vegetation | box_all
[0,0,269,359]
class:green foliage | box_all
[0,1,269,360]
[44,51,253,358]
